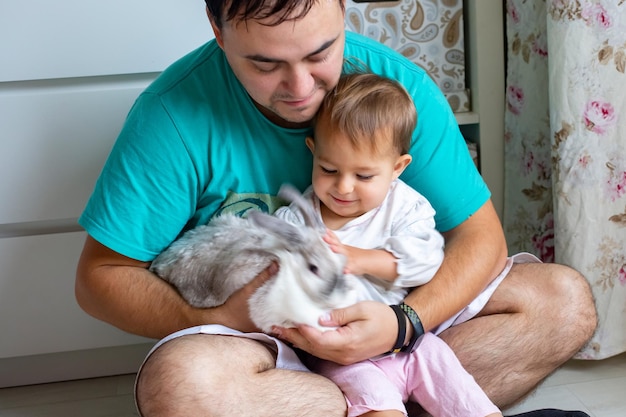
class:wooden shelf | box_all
[455,111,480,126]
[464,0,505,219]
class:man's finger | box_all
[247,261,279,291]
[319,303,360,327]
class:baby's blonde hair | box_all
[314,73,416,155]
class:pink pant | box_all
[308,333,500,417]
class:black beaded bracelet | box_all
[388,304,407,354]
[398,302,425,353]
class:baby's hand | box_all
[323,229,356,275]
[323,229,343,252]
[324,230,398,281]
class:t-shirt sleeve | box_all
[273,205,304,226]
[79,92,200,261]
[400,72,490,232]
[383,196,445,289]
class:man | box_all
[75,1,597,416]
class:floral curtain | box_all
[504,0,626,360]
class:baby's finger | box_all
[323,229,340,245]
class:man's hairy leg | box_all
[136,334,347,417]
[438,262,597,409]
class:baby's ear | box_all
[393,154,412,178]
[305,136,315,153]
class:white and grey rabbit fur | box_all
[149,185,357,333]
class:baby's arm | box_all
[382,222,444,289]
[323,229,399,282]
[325,197,445,289]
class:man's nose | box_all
[284,65,315,98]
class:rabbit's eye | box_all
[309,264,319,275]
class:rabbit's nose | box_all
[319,273,342,298]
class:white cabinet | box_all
[0,0,213,387]
[0,81,148,224]
[0,232,155,387]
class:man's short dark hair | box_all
[205,0,344,29]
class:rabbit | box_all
[149,184,357,333]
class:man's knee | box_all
[135,334,276,416]
[548,264,597,342]
[135,334,347,417]
[500,262,597,355]
[519,263,597,355]
[135,336,212,416]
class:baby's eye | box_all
[357,174,374,181]
[321,167,337,174]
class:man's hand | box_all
[272,300,397,365]
[216,262,279,333]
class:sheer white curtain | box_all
[504,0,626,360]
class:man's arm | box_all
[404,198,508,331]
[75,235,270,339]
[275,199,508,363]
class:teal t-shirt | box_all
[79,31,489,262]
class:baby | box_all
[274,72,502,417]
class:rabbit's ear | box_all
[248,210,305,246]
[278,184,325,231]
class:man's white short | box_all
[139,252,540,376]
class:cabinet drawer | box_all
[0,0,211,82]
[0,80,150,224]
[0,231,152,359]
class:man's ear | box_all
[305,137,316,154]
[393,154,412,179]
[207,7,224,48]
[340,0,347,17]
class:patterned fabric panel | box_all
[345,0,469,112]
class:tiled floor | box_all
[0,353,624,416]
[502,352,626,417]
[0,374,138,417]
